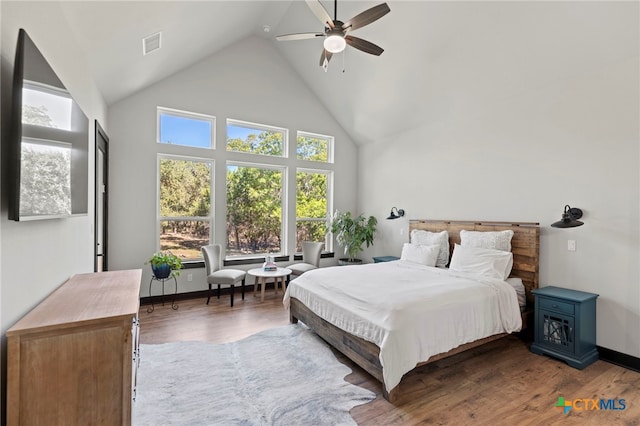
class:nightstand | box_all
[373,256,400,263]
[530,286,599,369]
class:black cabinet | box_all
[372,256,400,263]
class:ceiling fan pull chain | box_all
[342,49,346,73]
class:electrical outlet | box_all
[187,273,193,282]
[568,240,576,252]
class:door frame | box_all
[94,120,109,272]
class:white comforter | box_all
[283,260,522,392]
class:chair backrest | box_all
[201,244,222,275]
[301,241,324,267]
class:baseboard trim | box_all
[597,346,640,372]
[139,283,274,306]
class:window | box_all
[296,169,331,252]
[158,107,214,149]
[227,119,286,157]
[226,162,285,257]
[155,107,335,262]
[297,131,333,163]
[158,156,212,260]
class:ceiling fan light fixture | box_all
[324,34,346,53]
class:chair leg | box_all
[217,284,221,299]
[206,283,212,305]
[241,279,245,300]
[230,284,235,307]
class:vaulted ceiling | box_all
[57,1,636,145]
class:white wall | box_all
[0,2,3,407]
[0,1,108,415]
[108,36,358,296]
[358,7,640,357]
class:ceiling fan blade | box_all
[345,35,384,56]
[319,49,333,67]
[343,3,390,32]
[305,0,335,29]
[276,32,325,41]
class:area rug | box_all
[133,324,375,425]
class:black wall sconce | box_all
[386,207,405,220]
[551,205,584,228]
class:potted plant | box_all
[147,250,183,279]
[328,210,377,265]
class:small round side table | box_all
[248,267,292,302]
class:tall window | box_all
[226,119,286,157]
[157,108,214,260]
[297,131,333,163]
[158,107,214,149]
[158,156,213,260]
[226,163,285,257]
[296,169,331,252]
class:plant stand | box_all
[338,258,363,266]
[147,275,178,313]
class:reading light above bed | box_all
[386,207,405,220]
[551,205,584,228]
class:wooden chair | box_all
[288,241,323,279]
[201,244,246,307]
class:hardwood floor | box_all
[139,295,640,425]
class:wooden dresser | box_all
[7,269,141,426]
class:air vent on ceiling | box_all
[143,32,161,56]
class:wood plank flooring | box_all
[139,295,640,425]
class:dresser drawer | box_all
[538,297,574,315]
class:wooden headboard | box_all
[409,220,540,305]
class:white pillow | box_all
[400,243,439,267]
[410,230,450,267]
[449,244,513,280]
[460,229,514,252]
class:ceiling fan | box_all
[276,0,390,69]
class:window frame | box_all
[157,106,216,149]
[226,118,289,158]
[295,167,333,253]
[156,154,214,260]
[153,107,336,265]
[296,130,334,163]
[225,160,288,260]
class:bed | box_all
[283,220,539,402]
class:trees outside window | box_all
[156,109,334,262]
[297,132,332,163]
[226,163,284,257]
[227,120,286,157]
[296,169,331,252]
[158,156,212,260]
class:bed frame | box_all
[289,220,540,403]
